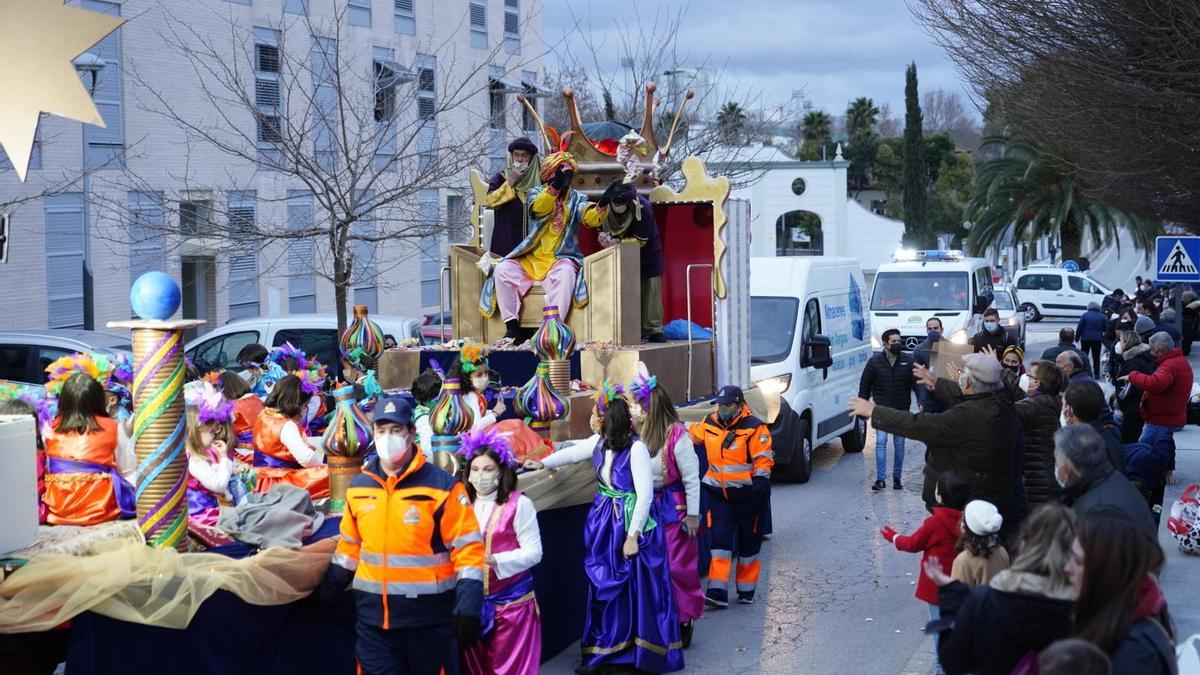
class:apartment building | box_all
[0,0,544,333]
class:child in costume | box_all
[237,343,270,397]
[184,381,247,526]
[458,427,543,675]
[42,369,136,526]
[525,384,684,673]
[216,370,263,465]
[449,342,505,430]
[252,373,329,499]
[631,365,704,647]
[410,368,442,461]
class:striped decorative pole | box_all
[110,271,205,551]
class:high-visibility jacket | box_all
[321,453,485,629]
[690,405,774,492]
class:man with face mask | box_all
[479,151,604,344]
[850,353,1018,517]
[591,178,666,342]
[689,385,773,607]
[484,137,542,258]
[1052,424,1155,536]
[858,328,915,490]
[969,308,1016,360]
[318,397,485,673]
[913,318,948,414]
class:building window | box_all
[43,194,87,329]
[129,192,167,311]
[394,0,415,35]
[446,194,469,243]
[348,0,371,27]
[283,0,307,15]
[253,27,282,162]
[287,190,316,313]
[374,47,404,170]
[419,189,443,309]
[504,0,519,54]
[417,55,437,170]
[82,0,123,170]
[310,36,338,172]
[179,197,213,236]
[469,1,487,49]
[489,79,506,129]
[227,191,260,320]
[521,72,538,132]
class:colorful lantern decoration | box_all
[531,304,576,393]
[322,384,373,510]
[515,363,569,435]
[340,305,385,372]
[429,378,474,474]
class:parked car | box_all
[420,311,453,345]
[0,330,134,388]
[185,314,421,380]
[1013,265,1112,322]
[751,256,871,484]
[989,284,1026,351]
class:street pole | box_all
[1176,282,1184,338]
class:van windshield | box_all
[871,271,971,311]
[750,296,799,365]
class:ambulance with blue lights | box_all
[869,250,995,353]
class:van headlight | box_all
[950,329,968,344]
[755,374,792,397]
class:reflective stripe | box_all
[757,451,775,459]
[753,469,771,477]
[331,552,359,571]
[713,463,753,473]
[710,549,733,560]
[449,531,483,549]
[352,576,457,597]
[457,566,485,582]
[738,554,759,565]
[708,577,728,590]
[702,476,751,488]
[340,534,361,545]
[360,551,451,567]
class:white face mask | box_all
[1060,411,1070,428]
[512,161,529,173]
[612,202,629,214]
[1114,342,1124,355]
[1054,463,1069,489]
[1018,374,1031,392]
[471,376,490,392]
[375,432,412,465]
[469,474,499,496]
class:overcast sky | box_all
[540,0,977,122]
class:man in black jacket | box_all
[857,328,915,491]
[1040,328,1091,375]
[1055,424,1156,536]
[969,308,1015,358]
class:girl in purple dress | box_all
[458,427,543,675]
[526,384,684,673]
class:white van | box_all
[870,250,995,352]
[185,314,421,380]
[750,257,871,483]
[1012,265,1112,321]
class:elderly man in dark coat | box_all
[591,179,666,342]
[849,353,1018,516]
[484,137,542,257]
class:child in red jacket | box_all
[880,470,970,675]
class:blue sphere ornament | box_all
[129,271,182,320]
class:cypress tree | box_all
[902,63,929,247]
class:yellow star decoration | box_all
[0,0,124,181]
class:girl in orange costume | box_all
[42,373,136,526]
[252,374,329,499]
[215,370,263,466]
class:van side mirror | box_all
[805,334,833,370]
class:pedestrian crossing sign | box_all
[1156,236,1200,282]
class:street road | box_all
[543,244,1155,674]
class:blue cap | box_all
[714,385,744,405]
[373,397,414,426]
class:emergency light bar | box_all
[891,249,966,262]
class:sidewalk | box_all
[1159,356,1200,641]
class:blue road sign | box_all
[1156,236,1200,282]
[1061,260,1079,272]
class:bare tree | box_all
[876,102,901,138]
[908,0,1200,226]
[541,2,787,189]
[93,3,537,333]
[921,88,980,149]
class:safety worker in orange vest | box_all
[317,397,485,675]
[690,385,774,607]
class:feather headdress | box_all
[459,341,490,375]
[628,361,658,408]
[44,353,111,397]
[184,381,235,424]
[594,379,626,416]
[457,425,517,467]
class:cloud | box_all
[541,0,976,119]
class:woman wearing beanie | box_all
[952,500,1010,589]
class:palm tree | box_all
[969,136,1158,261]
[801,110,832,142]
[716,101,748,140]
[845,97,880,136]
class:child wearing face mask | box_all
[252,374,330,500]
[184,381,249,527]
[319,397,486,673]
[450,343,506,430]
[456,428,543,675]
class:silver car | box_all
[0,329,134,388]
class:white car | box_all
[1013,266,1112,322]
[0,329,134,388]
[990,284,1026,350]
[185,314,421,379]
[750,256,871,484]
